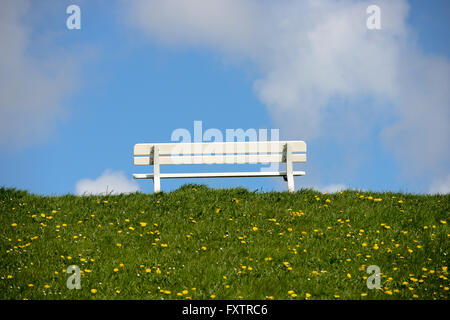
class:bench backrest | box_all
[134,141,306,165]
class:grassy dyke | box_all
[0,185,448,300]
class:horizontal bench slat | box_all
[134,153,306,165]
[133,171,306,179]
[134,141,306,156]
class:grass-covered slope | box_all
[0,185,448,300]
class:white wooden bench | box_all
[132,141,306,193]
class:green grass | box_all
[0,184,448,300]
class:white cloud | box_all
[76,170,140,196]
[319,184,347,194]
[0,0,77,151]
[125,0,449,192]
[429,174,450,195]
[125,0,261,55]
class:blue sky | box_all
[0,0,449,195]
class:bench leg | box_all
[286,143,295,193]
[287,174,294,193]
[153,176,161,193]
[153,146,161,193]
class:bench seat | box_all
[133,171,306,179]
